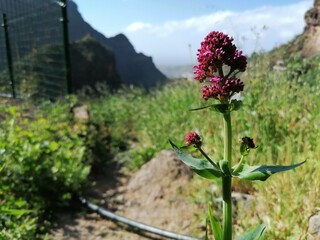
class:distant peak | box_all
[68,0,78,9]
[113,33,128,40]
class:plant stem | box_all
[222,112,232,240]
[232,155,244,173]
[224,113,232,169]
[199,147,219,169]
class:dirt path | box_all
[50,150,205,240]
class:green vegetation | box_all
[1,51,320,239]
[89,53,320,239]
[0,97,92,239]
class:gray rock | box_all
[309,211,320,239]
[73,105,89,122]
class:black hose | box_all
[79,197,201,240]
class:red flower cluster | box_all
[193,31,247,102]
[185,131,202,148]
[194,31,247,82]
[201,76,244,101]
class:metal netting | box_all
[0,0,70,99]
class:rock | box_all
[120,150,200,235]
[232,192,254,217]
[273,59,287,71]
[302,0,320,57]
[73,105,89,122]
[127,150,192,192]
[309,211,320,239]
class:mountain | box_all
[67,0,167,89]
[70,36,122,92]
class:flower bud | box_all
[185,131,202,148]
[240,137,256,156]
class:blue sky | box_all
[72,0,313,66]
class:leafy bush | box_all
[0,97,91,239]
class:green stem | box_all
[224,113,232,169]
[222,112,232,240]
[233,155,244,173]
[199,147,219,169]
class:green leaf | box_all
[190,104,215,111]
[1,209,34,216]
[219,160,231,176]
[209,100,242,114]
[170,140,222,179]
[8,106,16,116]
[232,161,305,181]
[208,205,222,240]
[194,169,221,179]
[210,104,229,114]
[229,99,243,112]
[49,141,59,151]
[237,224,266,240]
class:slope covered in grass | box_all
[90,53,320,238]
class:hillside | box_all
[70,36,122,92]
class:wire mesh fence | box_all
[0,0,70,100]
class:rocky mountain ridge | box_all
[302,0,320,57]
[67,0,167,89]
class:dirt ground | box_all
[50,150,206,240]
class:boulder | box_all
[309,211,320,239]
[302,0,320,57]
[120,150,197,234]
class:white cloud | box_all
[125,21,153,32]
[124,0,313,65]
[184,11,234,32]
[124,11,233,35]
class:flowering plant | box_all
[170,31,305,240]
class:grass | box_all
[89,53,320,239]
[2,41,319,239]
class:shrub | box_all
[0,97,91,239]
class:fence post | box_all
[2,13,16,99]
[60,0,72,94]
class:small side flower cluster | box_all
[194,31,247,102]
[185,131,202,148]
[240,136,256,156]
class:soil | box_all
[49,150,206,240]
